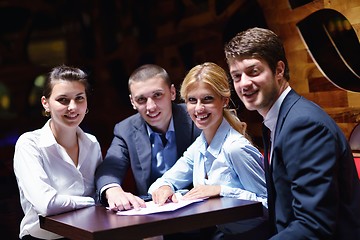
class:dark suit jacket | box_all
[268,90,360,239]
[95,103,201,203]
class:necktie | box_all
[262,124,271,163]
[262,124,276,235]
[160,134,167,146]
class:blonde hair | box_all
[180,62,250,139]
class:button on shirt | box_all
[148,118,267,207]
[147,118,177,182]
[13,119,103,239]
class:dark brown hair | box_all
[224,27,290,80]
[43,65,90,99]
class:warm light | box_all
[0,83,10,110]
[1,95,10,109]
[27,39,67,66]
[343,19,352,31]
[28,74,46,106]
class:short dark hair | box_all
[128,64,171,92]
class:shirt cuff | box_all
[100,183,121,205]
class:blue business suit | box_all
[95,103,201,203]
[267,90,360,239]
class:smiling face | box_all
[228,57,287,117]
[185,81,226,138]
[129,76,176,133]
[41,80,87,130]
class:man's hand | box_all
[151,185,177,206]
[105,186,146,211]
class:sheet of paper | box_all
[116,198,205,216]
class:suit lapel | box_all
[133,115,152,185]
[267,90,301,234]
[172,104,194,156]
[274,90,301,149]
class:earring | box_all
[85,108,89,114]
[43,109,51,117]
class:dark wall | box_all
[0,1,267,239]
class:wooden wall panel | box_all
[257,0,360,140]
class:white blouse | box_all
[13,119,103,239]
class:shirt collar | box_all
[38,118,89,148]
[199,118,230,158]
[39,119,58,147]
[146,117,175,138]
[264,86,291,134]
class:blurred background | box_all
[0,0,268,155]
[1,0,359,239]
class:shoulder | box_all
[114,112,144,130]
[14,129,45,159]
[77,127,102,147]
[226,128,246,142]
[16,129,41,147]
[278,98,347,153]
[284,90,328,120]
[280,91,338,130]
[16,122,48,145]
[284,98,336,131]
[83,132,99,143]
[224,129,262,156]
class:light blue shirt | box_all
[148,118,267,207]
[147,118,177,182]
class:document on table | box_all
[116,198,205,216]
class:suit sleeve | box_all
[95,123,130,203]
[271,116,338,239]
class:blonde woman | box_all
[149,62,268,238]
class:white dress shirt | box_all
[13,119,103,239]
[263,86,292,162]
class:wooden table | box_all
[39,197,263,240]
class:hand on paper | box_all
[151,185,179,206]
[105,186,146,211]
[183,185,220,200]
[116,196,205,215]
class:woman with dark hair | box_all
[14,65,102,240]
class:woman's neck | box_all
[50,120,79,166]
[203,119,222,145]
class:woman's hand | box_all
[183,185,221,200]
[151,185,177,206]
